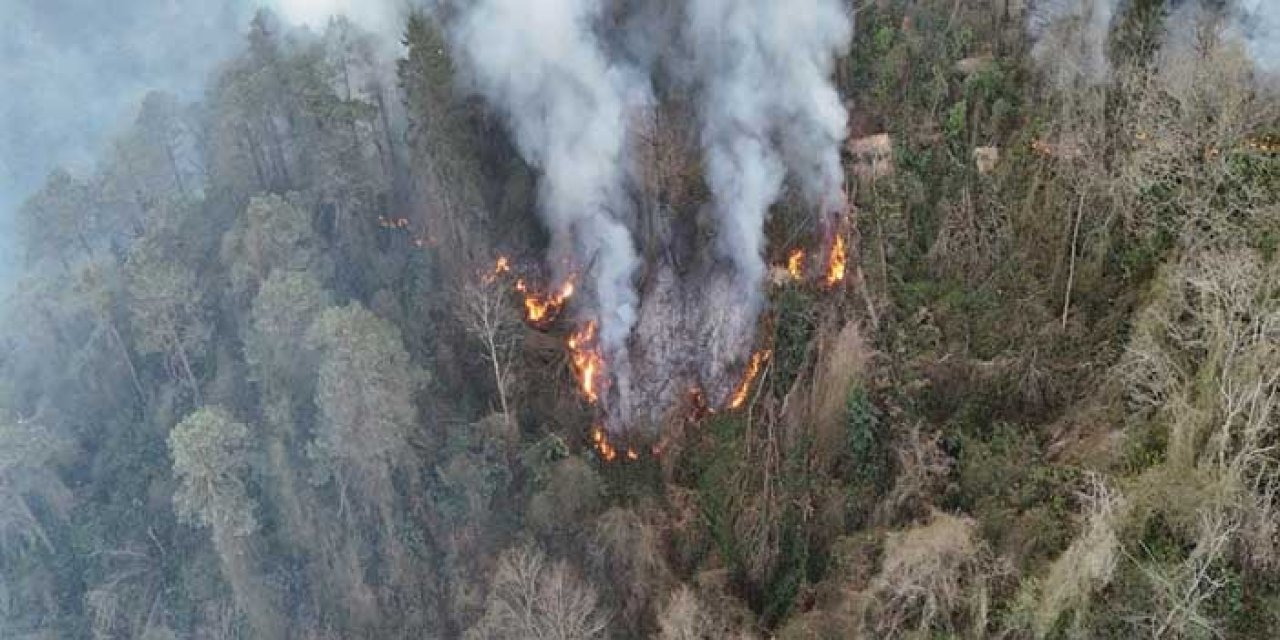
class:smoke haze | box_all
[0,0,414,288]
[1236,0,1280,73]
[0,0,262,268]
[1029,0,1280,85]
[1029,0,1119,87]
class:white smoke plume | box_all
[685,0,853,294]
[426,0,852,432]
[1029,0,1121,87]
[1029,0,1280,84]
[444,0,650,410]
[1235,0,1280,73]
[603,0,853,423]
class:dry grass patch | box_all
[861,511,1000,637]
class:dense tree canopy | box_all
[0,3,1277,639]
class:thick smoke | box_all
[444,0,650,411]
[614,0,853,427]
[682,0,851,409]
[428,0,852,432]
[686,0,852,294]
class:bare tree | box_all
[656,585,758,640]
[1111,250,1280,637]
[457,272,522,427]
[1033,474,1127,636]
[467,544,610,640]
[1113,35,1277,251]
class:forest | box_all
[0,0,1278,638]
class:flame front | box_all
[589,425,637,463]
[482,255,573,324]
[728,350,772,410]
[825,234,847,287]
[517,278,575,324]
[787,248,805,280]
[484,256,512,283]
[568,320,605,404]
[590,425,617,462]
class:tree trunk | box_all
[174,338,201,406]
[165,140,188,197]
[108,320,148,411]
[487,332,512,428]
[244,126,268,190]
[1062,191,1086,329]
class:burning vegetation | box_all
[787,248,806,280]
[590,426,640,463]
[484,256,624,462]
[12,1,1280,637]
[567,320,605,405]
[486,204,853,463]
[486,255,577,326]
[825,234,847,287]
[728,349,772,410]
[516,278,575,325]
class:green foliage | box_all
[761,440,820,627]
[692,415,748,573]
[955,425,1076,566]
[246,269,332,386]
[771,286,818,391]
[0,415,71,556]
[520,433,569,487]
[873,25,895,53]
[433,449,509,526]
[2,1,1277,637]
[842,387,890,526]
[945,100,968,143]
[16,169,100,265]
[307,304,421,496]
[1120,419,1167,473]
[527,456,602,537]
[222,194,331,302]
[168,407,257,538]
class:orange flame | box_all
[568,321,605,404]
[591,425,618,462]
[484,256,512,283]
[825,234,847,287]
[516,278,575,324]
[787,248,805,280]
[728,350,772,410]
